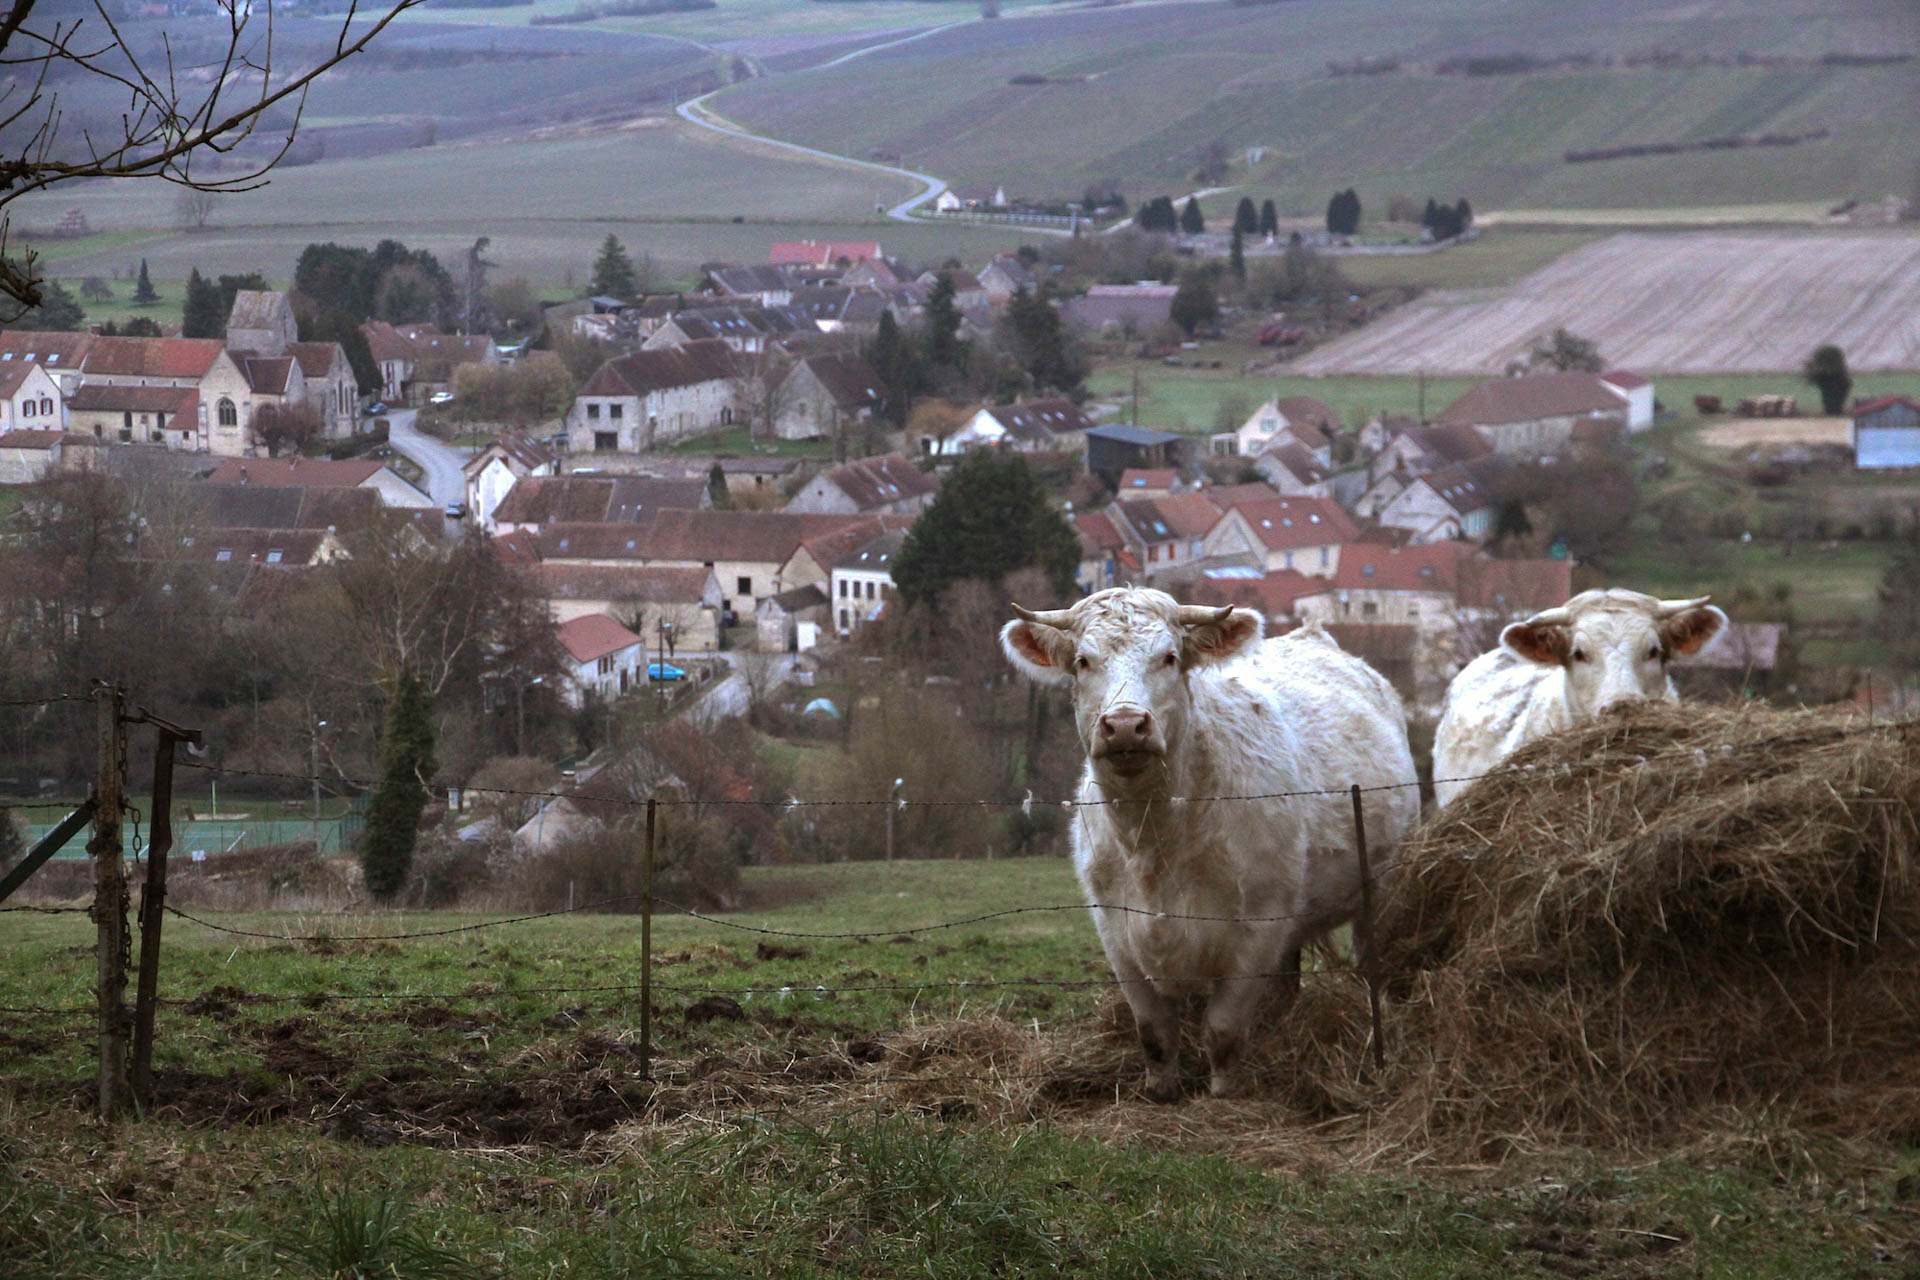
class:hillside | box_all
[712,0,1920,213]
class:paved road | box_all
[688,653,797,727]
[384,408,467,510]
[674,24,968,223]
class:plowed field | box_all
[1291,233,1920,376]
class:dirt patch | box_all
[1696,416,1851,451]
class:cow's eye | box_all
[1074,655,1091,672]
[1648,645,1661,660]
[1162,651,1178,668]
[1572,648,1588,663]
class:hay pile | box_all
[1354,700,1920,1156]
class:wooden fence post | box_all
[90,682,129,1119]
[1349,784,1387,1073]
[132,721,200,1106]
[639,797,655,1080]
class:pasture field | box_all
[1333,229,1610,294]
[1289,232,1920,376]
[713,0,1919,210]
[4,856,1916,1277]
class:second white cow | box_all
[1001,588,1418,1101]
[1432,588,1727,806]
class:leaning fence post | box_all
[90,681,130,1119]
[639,797,655,1081]
[130,730,175,1106]
[1349,783,1387,1073]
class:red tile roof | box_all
[1187,568,1326,619]
[769,240,882,265]
[1224,495,1358,549]
[1330,540,1473,591]
[206,457,384,488]
[1853,395,1920,418]
[242,356,296,395]
[81,336,227,379]
[538,564,713,604]
[1116,491,1221,543]
[1600,369,1650,390]
[816,453,938,511]
[556,612,643,664]
[539,509,868,566]
[1073,509,1127,556]
[580,340,739,397]
[0,330,95,368]
[1116,468,1178,492]
[0,428,63,449]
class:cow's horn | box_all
[1011,603,1074,627]
[1174,604,1235,627]
[1522,606,1572,628]
[1654,595,1712,619]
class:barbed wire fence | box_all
[3,690,1912,1114]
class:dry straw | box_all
[665,702,1920,1164]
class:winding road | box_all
[384,408,468,511]
[675,22,971,222]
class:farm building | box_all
[1085,424,1183,489]
[1063,284,1178,334]
[463,432,556,532]
[932,399,1095,455]
[1851,396,1920,469]
[1600,369,1656,432]
[1433,372,1628,457]
[0,428,65,483]
[564,341,741,453]
[204,456,436,511]
[787,453,938,517]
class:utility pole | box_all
[89,682,129,1119]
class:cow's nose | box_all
[1100,709,1153,748]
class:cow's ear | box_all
[1661,604,1726,656]
[1183,607,1263,667]
[1001,619,1073,685]
[1501,619,1570,665]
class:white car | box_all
[429,391,455,406]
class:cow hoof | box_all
[1144,1072,1181,1104]
[1208,1073,1242,1099]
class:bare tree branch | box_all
[0,0,426,312]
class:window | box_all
[156,412,166,430]
[737,576,752,596]
[217,398,237,427]
[721,407,733,426]
[594,431,618,453]
[840,609,850,630]
[864,581,875,600]
[1362,602,1378,619]
[38,398,50,415]
[598,655,614,675]
[123,412,133,430]
[587,403,600,420]
[609,403,623,419]
[1319,547,1330,567]
[838,580,848,598]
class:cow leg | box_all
[1115,974,1181,1103]
[1207,945,1300,1098]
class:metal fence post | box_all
[640,797,655,1080]
[1349,783,1387,1073]
[90,682,129,1119]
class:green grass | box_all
[661,425,834,458]
[1087,364,1479,436]
[1336,228,1610,292]
[7,856,1920,1276]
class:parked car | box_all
[648,661,687,682]
[429,391,455,406]
[363,402,388,416]
[444,501,467,519]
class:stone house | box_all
[556,613,645,705]
[828,528,906,637]
[1252,440,1335,498]
[1109,491,1223,576]
[463,431,556,530]
[565,340,741,453]
[786,453,938,516]
[0,428,64,483]
[772,352,883,443]
[536,563,723,653]
[0,362,65,434]
[490,473,708,536]
[204,456,437,510]
[1211,396,1337,461]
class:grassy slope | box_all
[713,0,1919,211]
[4,857,1917,1276]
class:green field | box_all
[5,855,1918,1276]
[714,0,1919,210]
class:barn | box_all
[1851,396,1920,469]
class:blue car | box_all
[648,661,686,682]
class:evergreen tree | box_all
[1234,196,1258,234]
[1180,196,1205,235]
[360,670,436,900]
[1421,198,1440,232]
[865,309,922,426]
[118,315,164,338]
[3,279,84,331]
[180,268,225,338]
[1170,267,1219,336]
[1258,199,1279,239]
[1803,344,1853,414]
[1229,225,1246,281]
[1001,283,1085,397]
[1455,197,1473,229]
[892,450,1079,606]
[591,235,637,300]
[132,259,158,306]
[924,272,965,375]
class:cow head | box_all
[1499,589,1726,720]
[1000,588,1264,783]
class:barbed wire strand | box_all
[169,718,1908,813]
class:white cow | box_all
[1432,589,1727,806]
[1001,587,1418,1101]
